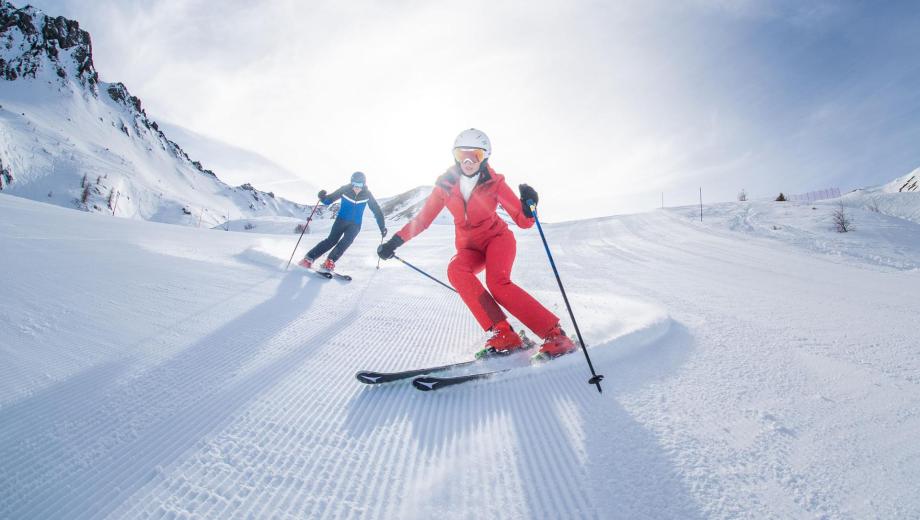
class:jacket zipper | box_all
[458,170,487,227]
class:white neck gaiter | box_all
[460,173,480,202]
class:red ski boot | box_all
[534,325,577,361]
[298,257,314,269]
[320,258,336,272]
[475,320,524,359]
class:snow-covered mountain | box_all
[0,2,313,227]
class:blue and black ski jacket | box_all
[321,185,386,232]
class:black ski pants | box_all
[306,219,361,262]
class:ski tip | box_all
[412,377,440,391]
[356,371,383,384]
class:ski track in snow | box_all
[2,194,919,519]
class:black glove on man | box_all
[317,189,327,200]
[519,184,539,219]
[377,234,404,260]
[381,227,388,238]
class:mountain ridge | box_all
[0,1,316,227]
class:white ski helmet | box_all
[453,128,491,159]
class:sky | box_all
[23,0,920,219]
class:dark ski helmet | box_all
[351,171,366,185]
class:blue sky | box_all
[24,0,920,218]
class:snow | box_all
[2,186,920,519]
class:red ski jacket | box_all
[396,164,534,249]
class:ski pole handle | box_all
[526,199,537,216]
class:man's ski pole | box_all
[393,254,457,293]
[285,199,321,270]
[527,200,605,393]
[376,236,384,270]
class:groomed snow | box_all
[1,192,919,518]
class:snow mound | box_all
[680,198,920,271]
[838,168,920,225]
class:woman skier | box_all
[376,129,576,359]
[299,171,387,272]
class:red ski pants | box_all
[447,229,558,338]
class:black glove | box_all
[381,227,388,238]
[317,189,327,200]
[519,184,538,218]
[377,234,404,260]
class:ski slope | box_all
[2,192,919,519]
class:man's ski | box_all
[412,369,509,391]
[356,359,477,384]
[306,268,333,279]
[301,267,350,281]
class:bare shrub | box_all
[833,203,852,233]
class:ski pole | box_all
[392,254,457,293]
[285,199,321,270]
[527,200,605,393]
[376,236,384,270]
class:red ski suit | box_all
[395,164,559,338]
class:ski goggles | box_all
[351,181,364,188]
[453,148,487,163]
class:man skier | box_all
[376,129,576,359]
[299,171,387,272]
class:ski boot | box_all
[320,258,336,272]
[298,257,314,269]
[533,325,577,362]
[475,320,526,359]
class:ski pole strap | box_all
[393,254,457,293]
[527,200,605,393]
